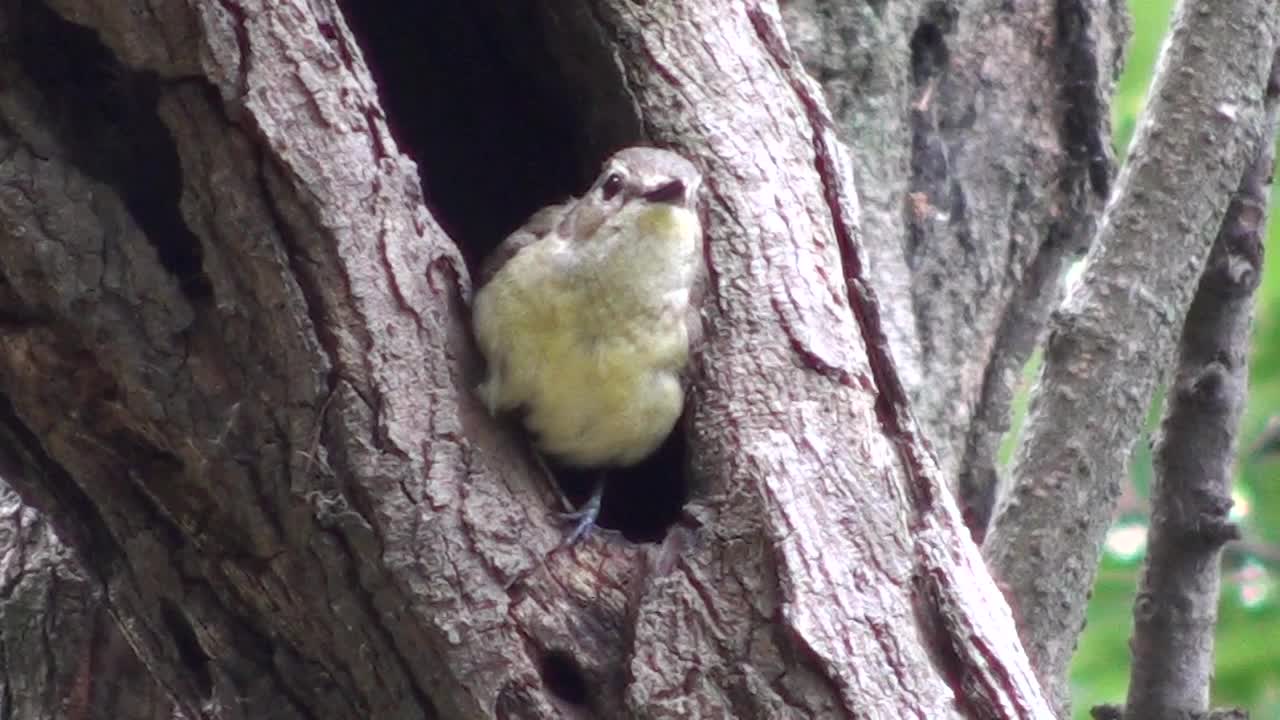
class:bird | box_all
[471,147,705,543]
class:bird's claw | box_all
[558,484,603,545]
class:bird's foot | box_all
[558,482,604,545]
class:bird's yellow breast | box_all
[472,205,699,467]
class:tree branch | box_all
[984,0,1280,711]
[1122,46,1280,720]
[780,0,1129,543]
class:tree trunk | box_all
[0,0,1270,718]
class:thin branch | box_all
[1122,46,1280,720]
[956,0,1129,542]
[983,0,1280,711]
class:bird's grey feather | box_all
[476,202,571,290]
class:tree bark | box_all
[1122,47,1280,720]
[781,0,1129,538]
[0,480,177,720]
[556,2,1051,716]
[984,0,1280,712]
[0,0,1061,717]
[0,0,1267,717]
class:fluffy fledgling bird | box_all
[471,147,705,542]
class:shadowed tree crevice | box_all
[160,599,214,700]
[12,0,207,302]
[538,650,589,707]
[337,1,586,263]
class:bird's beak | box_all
[643,179,688,206]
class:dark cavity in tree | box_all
[539,649,589,706]
[337,1,586,266]
[555,427,692,544]
[909,2,957,87]
[14,1,209,302]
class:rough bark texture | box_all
[0,480,175,720]
[984,0,1280,712]
[0,1,545,718]
[781,0,1129,538]
[0,1,1059,719]
[558,2,1053,717]
[1121,48,1280,720]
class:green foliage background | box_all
[1060,2,1280,716]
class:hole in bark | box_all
[160,599,214,699]
[909,3,957,86]
[556,428,691,544]
[13,1,211,301]
[539,650,589,706]
[338,3,619,267]
[909,24,946,86]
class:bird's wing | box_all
[682,229,709,391]
[475,201,572,289]
[678,237,708,446]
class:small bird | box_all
[471,147,705,542]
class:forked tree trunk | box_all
[0,0,1274,718]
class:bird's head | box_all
[565,147,703,243]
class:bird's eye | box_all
[601,173,624,200]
